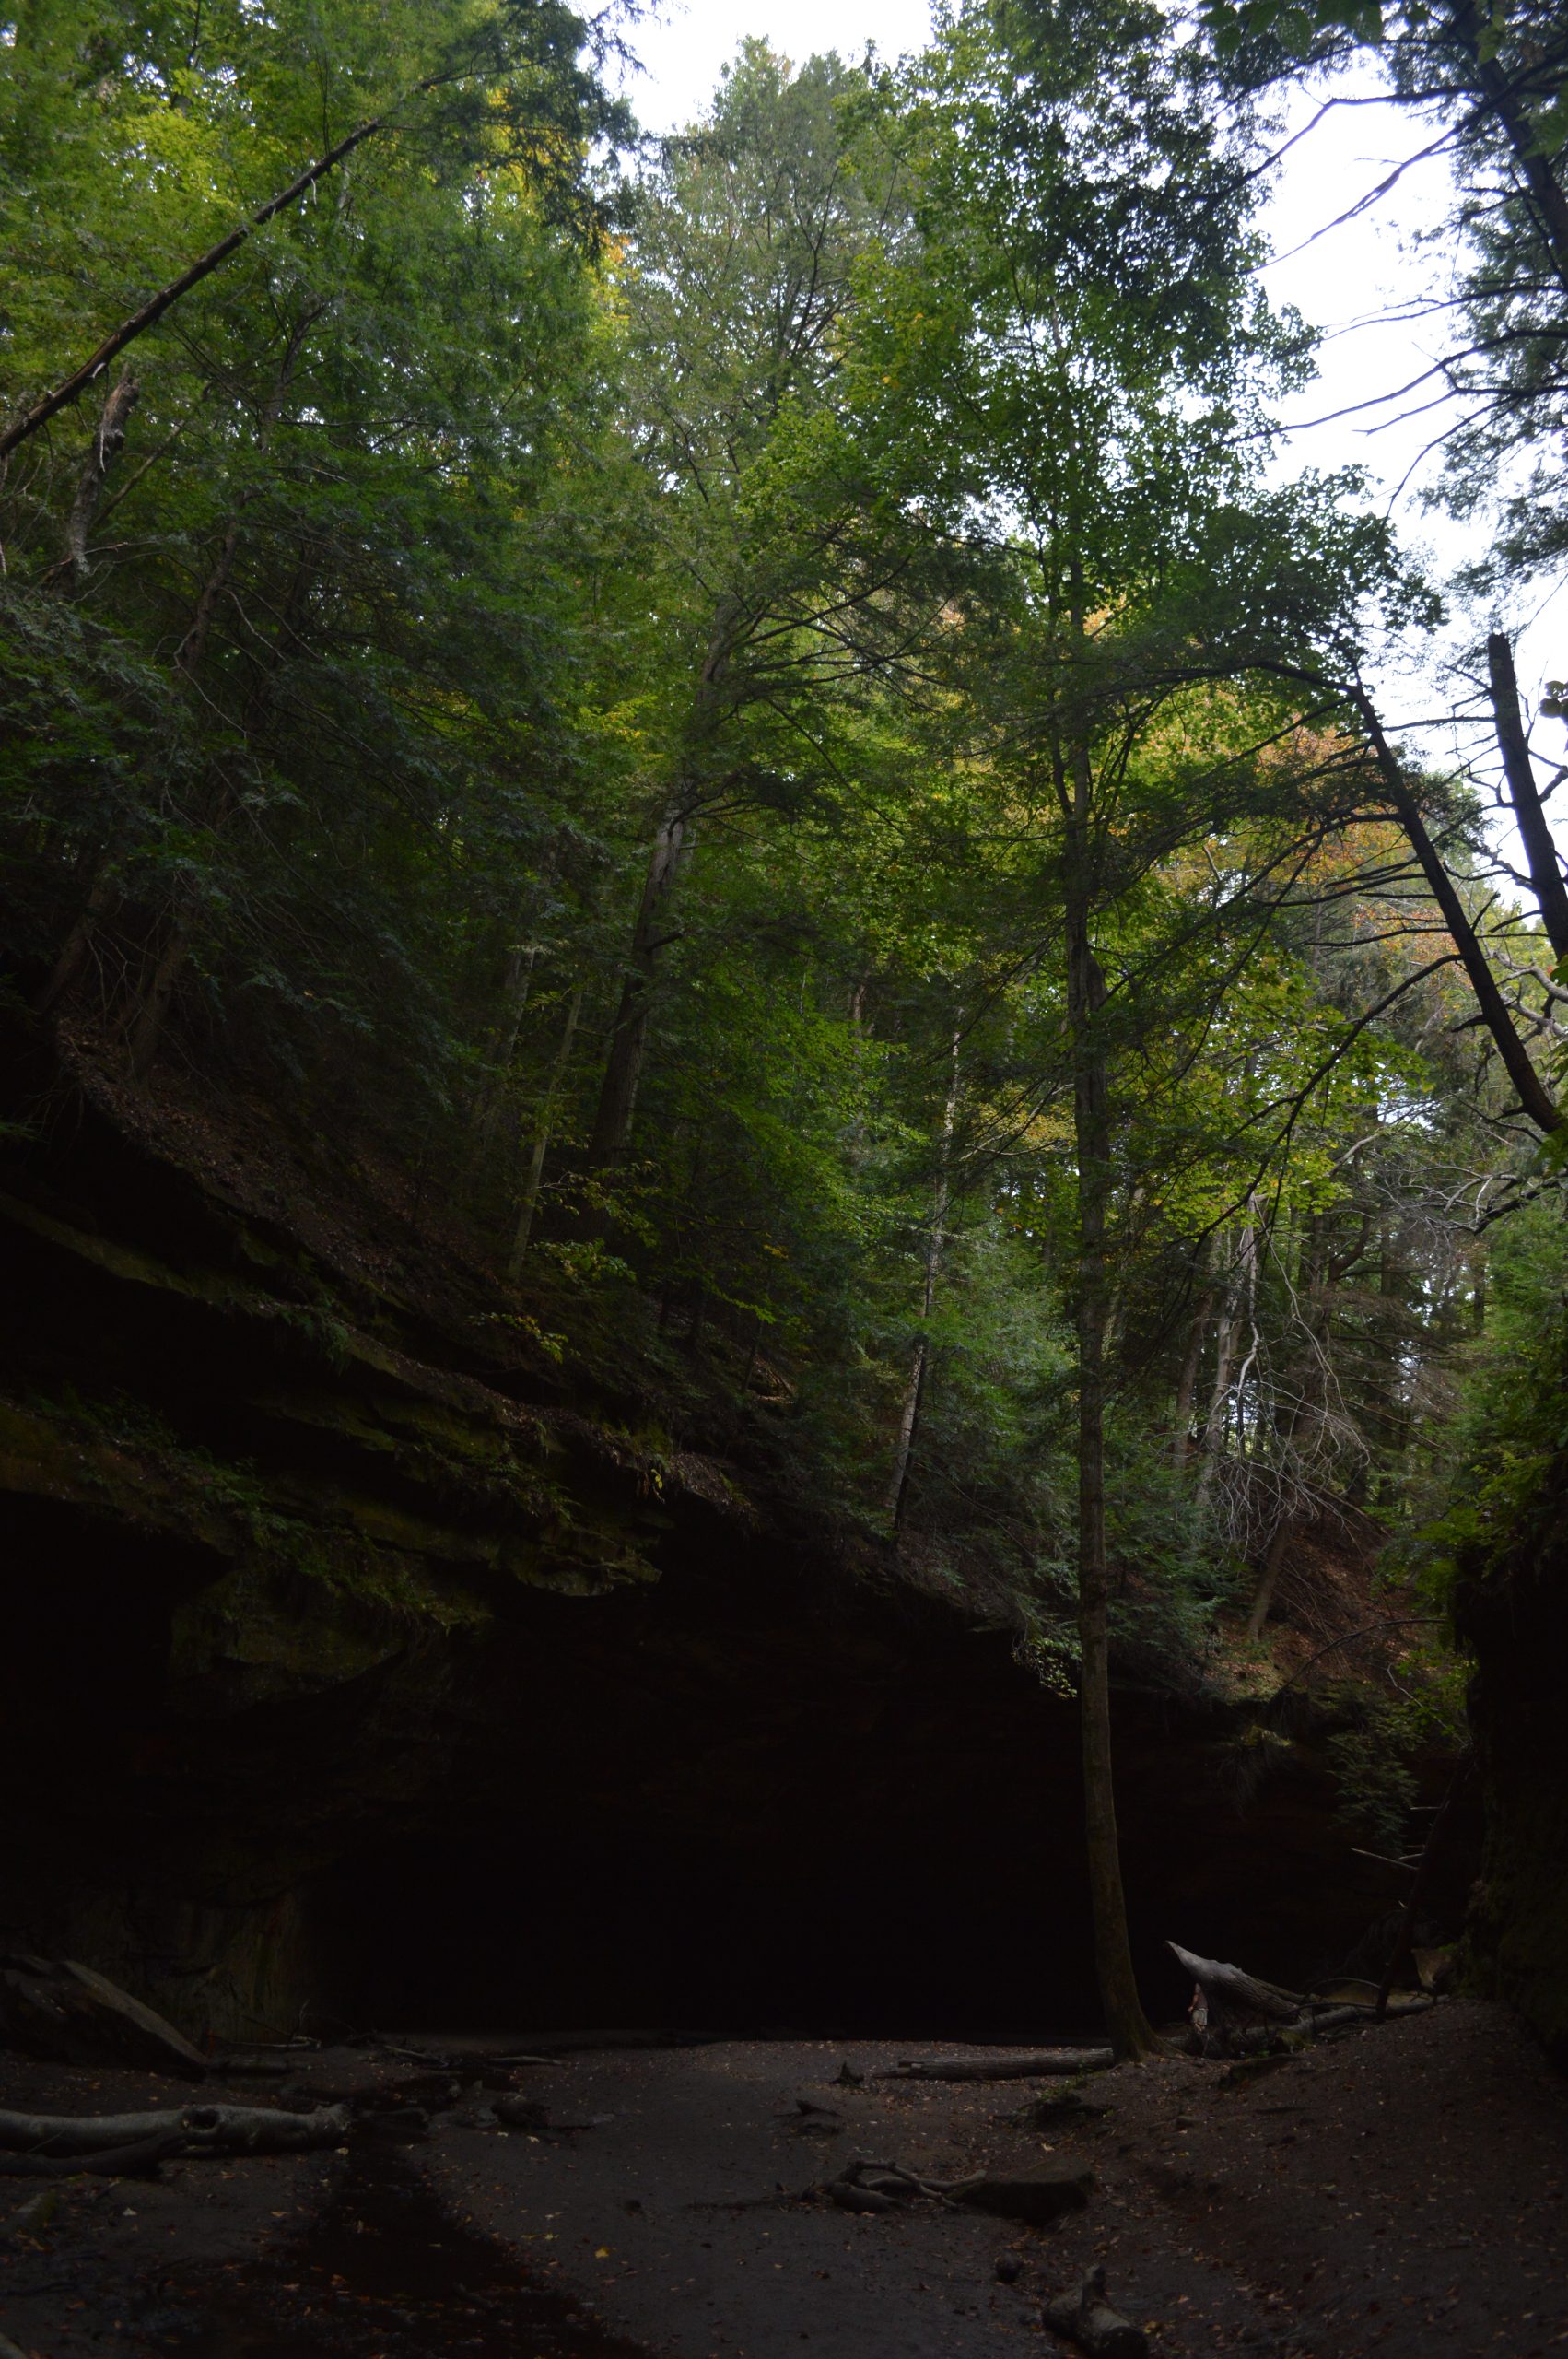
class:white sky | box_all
[615,3,1567,863]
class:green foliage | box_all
[2,0,1553,1731]
[1410,1197,1568,1602]
[1325,1700,1422,1852]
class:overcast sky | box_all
[614,2,1567,824]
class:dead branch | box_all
[880,2048,1114,2083]
[0,2102,350,2160]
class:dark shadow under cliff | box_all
[0,1032,1432,2044]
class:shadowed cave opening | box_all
[331,1790,1114,2042]
[0,1504,1429,2045]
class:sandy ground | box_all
[3,2002,1566,2359]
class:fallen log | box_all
[1169,1945,1301,2033]
[882,2049,1114,2083]
[0,2102,349,2159]
[1171,1942,1436,2057]
[1307,1996,1432,2035]
[1044,2265,1148,2358]
[0,1954,206,2079]
[0,2131,185,2180]
[826,2179,895,2213]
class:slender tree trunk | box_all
[474,835,562,1157]
[37,864,117,1015]
[62,368,139,586]
[1170,1270,1213,1470]
[587,612,734,1170]
[885,1029,961,1535]
[126,921,193,1074]
[1243,1213,1328,1632]
[1243,1516,1293,1643]
[1195,1237,1242,1511]
[1062,735,1155,2061]
[474,935,540,1146]
[1449,3,1568,294]
[1487,631,1568,960]
[34,374,141,1010]
[1352,686,1561,1132]
[587,805,685,1167]
[509,985,583,1279]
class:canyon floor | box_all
[2,2001,1564,2359]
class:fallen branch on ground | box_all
[1171,1941,1433,2058]
[0,2101,350,2165]
[879,2048,1114,2083]
[0,1954,206,2079]
[0,2132,187,2180]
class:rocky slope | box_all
[0,1026,1435,2045]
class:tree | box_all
[584,42,920,1170]
[867,0,1356,2054]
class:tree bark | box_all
[1486,630,1568,962]
[588,613,735,1170]
[1352,686,1562,1132]
[1243,1514,1293,1642]
[1449,2,1568,295]
[1170,1269,1213,1470]
[1195,1228,1245,1509]
[885,1028,961,1535]
[471,831,569,1160]
[883,2048,1115,2082]
[509,984,583,1276]
[1064,741,1155,2061]
[62,368,139,585]
[587,804,685,1167]
[0,2102,349,2157]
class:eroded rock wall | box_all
[1460,1446,1568,2063]
[0,1050,1410,2044]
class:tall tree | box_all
[586,42,920,1168]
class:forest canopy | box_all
[3,0,1566,2047]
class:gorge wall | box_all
[1460,1432,1568,2066]
[0,1039,1416,2046]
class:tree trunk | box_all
[1195,1235,1242,1510]
[127,919,193,1075]
[1169,1269,1213,1470]
[885,1029,961,1535]
[509,984,583,1278]
[1449,2,1568,294]
[587,804,686,1167]
[1486,630,1568,961]
[472,832,567,1160]
[587,613,734,1170]
[1353,686,1561,1132]
[62,367,139,585]
[36,863,118,1015]
[1064,783,1155,2060]
[1243,1514,1293,1642]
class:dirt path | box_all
[3,2002,1565,2359]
